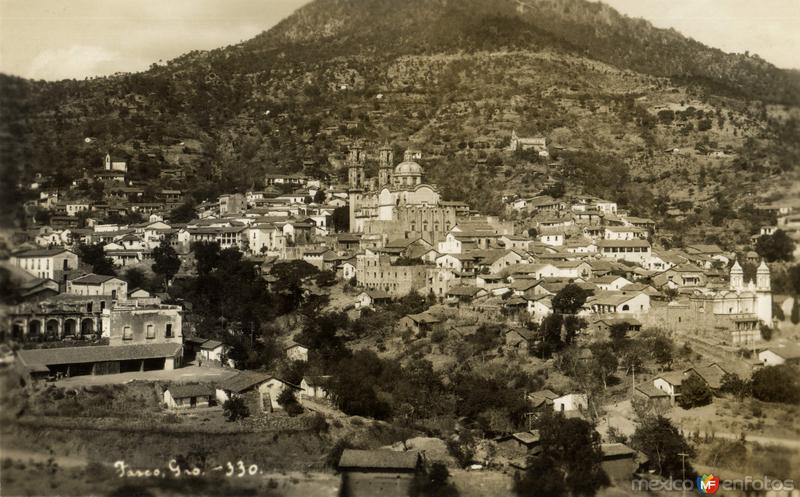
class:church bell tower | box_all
[755,260,773,324]
[378,144,393,188]
[347,144,365,190]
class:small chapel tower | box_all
[756,260,771,291]
[729,259,744,291]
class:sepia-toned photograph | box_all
[0,0,799,496]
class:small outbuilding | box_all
[163,383,216,409]
[337,449,421,497]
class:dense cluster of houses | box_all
[0,145,786,397]
[345,212,773,348]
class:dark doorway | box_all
[143,358,165,371]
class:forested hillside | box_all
[1,0,798,243]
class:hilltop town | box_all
[1,0,800,495]
[1,134,799,496]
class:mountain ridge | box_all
[0,0,798,237]
[233,0,799,105]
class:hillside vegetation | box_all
[1,0,798,243]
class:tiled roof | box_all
[200,340,224,350]
[167,383,215,399]
[18,343,181,368]
[13,248,73,257]
[72,274,117,285]
[217,371,297,393]
[597,239,650,248]
[406,312,440,324]
[602,443,637,458]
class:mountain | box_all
[246,0,800,104]
[1,0,798,244]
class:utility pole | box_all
[678,452,689,497]
[631,363,636,399]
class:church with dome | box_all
[346,143,457,241]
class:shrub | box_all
[222,397,249,421]
[752,365,800,404]
[431,328,447,343]
[678,374,713,409]
[277,388,303,416]
[720,373,751,399]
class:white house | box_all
[436,253,465,271]
[597,239,651,265]
[539,233,564,247]
[354,289,391,309]
[11,248,79,280]
[163,384,216,409]
[604,226,647,241]
[590,292,650,315]
[198,340,227,365]
[758,344,800,367]
[592,275,632,292]
[300,376,331,401]
[216,371,300,412]
[653,373,684,404]
[526,295,553,323]
[553,393,588,413]
[594,200,617,214]
[437,232,464,255]
[340,260,357,281]
[66,274,128,300]
[285,343,309,362]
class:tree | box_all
[328,351,392,419]
[651,335,674,369]
[551,284,591,314]
[755,230,796,262]
[760,324,773,341]
[609,322,629,345]
[123,268,147,290]
[791,297,800,325]
[222,397,249,421]
[277,388,304,416]
[315,270,337,287]
[151,239,181,289]
[412,461,458,497]
[590,343,618,389]
[77,243,117,276]
[332,206,350,232]
[720,373,750,400]
[192,241,221,276]
[788,265,800,295]
[537,314,565,357]
[0,268,21,305]
[751,365,800,404]
[34,208,52,226]
[677,374,713,409]
[630,416,695,479]
[516,413,608,497]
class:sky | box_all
[0,0,798,81]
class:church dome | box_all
[394,160,423,176]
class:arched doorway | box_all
[11,321,25,340]
[45,319,60,339]
[81,318,94,336]
[64,319,77,336]
[28,320,42,340]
